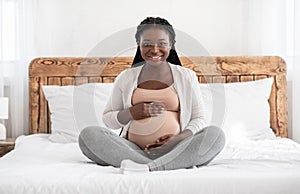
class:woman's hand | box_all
[117,101,165,127]
[144,130,193,158]
[129,101,165,120]
[144,134,174,150]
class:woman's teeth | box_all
[150,56,161,60]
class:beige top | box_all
[128,85,180,149]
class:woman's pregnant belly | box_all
[128,111,180,149]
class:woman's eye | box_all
[142,43,152,47]
[158,42,167,47]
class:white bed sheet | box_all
[1,134,300,194]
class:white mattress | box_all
[1,134,300,194]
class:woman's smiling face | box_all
[139,27,172,66]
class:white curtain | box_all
[240,0,299,141]
[0,0,36,138]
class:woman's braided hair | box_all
[132,17,182,67]
[135,17,176,45]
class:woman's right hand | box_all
[129,101,165,120]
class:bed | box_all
[1,56,300,194]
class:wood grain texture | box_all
[39,77,48,133]
[29,56,288,137]
[29,77,39,134]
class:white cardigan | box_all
[102,63,207,137]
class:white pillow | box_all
[42,83,118,143]
[199,77,276,141]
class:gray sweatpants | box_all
[78,126,225,171]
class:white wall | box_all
[292,0,300,143]
[32,0,298,140]
[293,56,300,142]
[34,0,247,56]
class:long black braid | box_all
[132,17,182,67]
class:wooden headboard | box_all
[29,56,288,137]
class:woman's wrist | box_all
[170,130,193,146]
[180,129,193,139]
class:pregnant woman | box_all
[79,17,225,173]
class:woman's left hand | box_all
[144,134,174,150]
[144,130,193,158]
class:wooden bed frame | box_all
[29,56,288,137]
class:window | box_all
[0,0,18,61]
